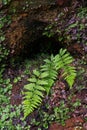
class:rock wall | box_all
[0,0,81,56]
[0,0,60,55]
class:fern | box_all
[41,55,58,94]
[23,69,47,118]
[22,49,76,118]
[54,49,76,88]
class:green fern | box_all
[22,49,76,118]
[41,55,58,94]
[23,69,47,118]
[54,48,76,88]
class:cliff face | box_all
[0,0,82,56]
[0,0,58,55]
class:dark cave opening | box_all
[20,36,63,59]
[7,36,64,69]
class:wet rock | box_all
[1,0,85,57]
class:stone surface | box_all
[1,0,58,55]
[1,0,85,56]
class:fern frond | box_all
[23,70,46,119]
[41,55,57,94]
[54,48,76,87]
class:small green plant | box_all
[30,105,55,130]
[0,10,11,76]
[0,104,22,130]
[2,0,11,5]
[72,99,81,108]
[31,111,54,130]
[0,73,27,129]
[84,117,87,121]
[54,101,70,126]
[13,76,22,83]
[0,77,17,129]
[23,48,76,118]
[30,101,70,128]
[0,40,9,82]
[43,24,54,38]
[77,7,87,18]
[0,44,9,63]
